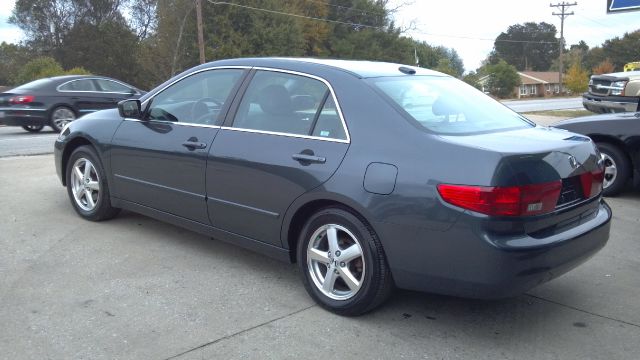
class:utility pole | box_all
[550,2,577,95]
[195,0,206,64]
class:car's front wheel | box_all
[597,142,631,197]
[297,207,393,316]
[50,106,76,132]
[66,145,120,221]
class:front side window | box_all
[232,70,346,140]
[96,79,132,93]
[370,76,532,135]
[147,69,244,125]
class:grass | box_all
[522,109,594,118]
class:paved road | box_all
[502,97,583,112]
[1,154,639,359]
[0,126,58,157]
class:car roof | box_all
[205,57,447,78]
[47,75,112,82]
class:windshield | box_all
[369,76,533,135]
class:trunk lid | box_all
[439,126,603,210]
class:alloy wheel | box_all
[602,153,617,190]
[306,224,365,301]
[52,108,76,130]
[70,157,100,211]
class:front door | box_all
[206,69,350,246]
[110,68,248,224]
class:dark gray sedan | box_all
[54,58,611,315]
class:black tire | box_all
[50,106,76,132]
[65,145,120,221]
[297,207,393,316]
[597,142,631,197]
[22,125,44,132]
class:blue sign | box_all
[607,0,640,13]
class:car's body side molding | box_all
[111,197,291,262]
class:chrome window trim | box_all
[139,65,351,142]
[219,126,349,144]
[236,67,351,143]
[122,117,222,129]
[56,78,139,95]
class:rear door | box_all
[206,69,350,246]
[110,67,248,224]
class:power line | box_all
[207,1,559,46]
[411,30,558,44]
[206,1,384,29]
[305,0,387,17]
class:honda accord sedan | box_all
[54,58,611,315]
[0,75,143,132]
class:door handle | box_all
[292,153,326,164]
[182,141,207,150]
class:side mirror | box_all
[118,99,142,119]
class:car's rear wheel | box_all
[597,142,631,196]
[22,125,44,132]
[297,207,393,316]
[66,145,120,221]
[50,106,76,132]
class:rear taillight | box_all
[437,181,562,217]
[9,95,35,104]
[580,169,604,198]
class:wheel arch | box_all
[590,134,636,172]
[282,193,375,263]
[60,136,98,186]
[48,104,78,121]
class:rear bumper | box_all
[582,93,639,113]
[0,108,49,126]
[379,199,612,299]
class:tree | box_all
[584,30,640,73]
[13,57,64,84]
[13,57,91,85]
[493,22,559,71]
[462,71,482,90]
[0,42,31,85]
[592,59,615,75]
[565,61,589,94]
[483,60,521,98]
[59,20,143,86]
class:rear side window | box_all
[96,79,131,93]
[232,70,347,140]
[58,79,98,91]
[369,76,532,135]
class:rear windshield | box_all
[368,76,533,135]
[13,78,52,90]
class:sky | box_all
[389,0,640,72]
[1,0,638,73]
